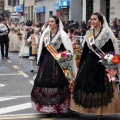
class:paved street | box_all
[0,51,120,120]
[0,51,80,120]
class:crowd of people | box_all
[0,12,120,120]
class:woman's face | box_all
[48,17,58,30]
[91,15,100,28]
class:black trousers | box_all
[0,40,9,57]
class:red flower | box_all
[112,55,120,64]
[101,54,106,59]
[61,52,67,57]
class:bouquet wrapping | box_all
[91,44,120,92]
[55,51,74,80]
[100,52,120,82]
[55,51,75,92]
[101,52,120,69]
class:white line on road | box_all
[29,80,34,85]
[18,71,29,77]
[0,103,31,114]
[0,95,30,102]
[0,84,5,87]
[0,98,17,102]
[7,60,12,63]
[0,73,21,76]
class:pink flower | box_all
[61,52,67,57]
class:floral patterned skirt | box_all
[31,85,70,113]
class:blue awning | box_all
[54,3,60,10]
[35,6,45,13]
[16,5,23,12]
[59,0,70,7]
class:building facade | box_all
[2,0,120,24]
[34,0,82,23]
[24,0,34,21]
[4,0,24,22]
[0,0,5,17]
[83,0,120,24]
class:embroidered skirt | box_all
[31,51,70,113]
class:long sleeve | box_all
[79,42,89,68]
[38,43,47,65]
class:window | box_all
[86,0,93,22]
[49,11,53,17]
[8,0,11,5]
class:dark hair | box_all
[50,15,59,25]
[0,17,6,22]
[92,12,104,25]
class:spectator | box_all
[0,18,10,59]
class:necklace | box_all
[94,28,101,36]
[95,31,99,36]
[50,29,58,40]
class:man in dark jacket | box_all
[0,18,10,59]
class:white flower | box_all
[104,54,113,63]
[55,54,61,60]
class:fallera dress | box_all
[71,29,120,115]
[31,41,70,113]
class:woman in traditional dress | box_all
[18,27,29,57]
[71,12,120,120]
[9,28,21,52]
[31,16,77,116]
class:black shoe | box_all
[30,70,34,72]
[47,113,54,118]
[2,57,4,59]
[5,56,9,59]
[96,115,102,120]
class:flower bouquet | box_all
[55,50,74,81]
[100,52,120,69]
[55,50,75,93]
[46,43,75,92]
[100,52,120,83]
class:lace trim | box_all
[72,73,114,108]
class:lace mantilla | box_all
[44,30,62,50]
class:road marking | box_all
[0,95,30,102]
[0,97,16,102]
[13,65,19,69]
[0,84,5,87]
[0,113,44,120]
[7,60,12,63]
[18,71,29,77]
[0,73,21,76]
[0,71,29,78]
[29,80,34,85]
[0,103,31,114]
